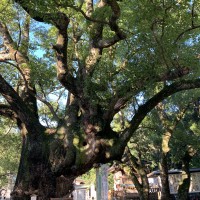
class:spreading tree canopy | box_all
[0,0,200,199]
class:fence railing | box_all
[113,191,200,200]
[171,192,200,200]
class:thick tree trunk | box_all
[12,133,57,200]
[160,153,172,200]
[56,176,75,198]
[11,127,122,199]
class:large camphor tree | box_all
[0,0,200,199]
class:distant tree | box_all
[123,91,200,200]
[155,92,200,200]
[123,146,151,200]
[156,100,187,200]
[170,101,200,200]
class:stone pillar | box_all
[96,164,109,200]
[31,194,37,200]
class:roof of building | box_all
[149,168,200,177]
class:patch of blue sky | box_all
[29,20,51,58]
[34,48,45,58]
[184,34,200,47]
[37,89,69,127]
[29,21,69,123]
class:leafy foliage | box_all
[1,0,200,198]
[0,119,20,187]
